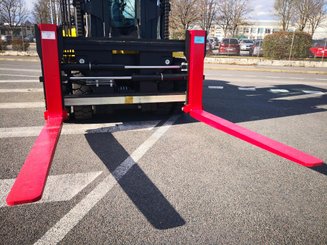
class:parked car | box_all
[0,35,12,44]
[310,39,327,58]
[206,39,212,51]
[218,38,240,55]
[239,39,254,51]
[249,40,263,56]
[24,34,35,42]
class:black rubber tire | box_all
[155,103,173,115]
[74,105,93,120]
[72,83,93,120]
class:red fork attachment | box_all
[6,24,67,206]
[183,30,323,167]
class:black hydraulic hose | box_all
[62,64,125,70]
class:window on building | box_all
[258,28,264,34]
[244,28,249,34]
[251,28,257,34]
[265,28,271,34]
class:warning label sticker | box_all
[41,31,56,40]
[194,36,205,44]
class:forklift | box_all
[6,0,323,206]
[42,0,188,119]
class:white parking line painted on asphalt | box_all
[264,76,283,79]
[269,89,290,93]
[238,87,256,91]
[0,121,160,138]
[34,114,179,245]
[0,80,39,83]
[0,74,39,78]
[0,172,102,207]
[316,78,327,81]
[288,77,305,80]
[242,75,257,78]
[0,102,44,109]
[271,93,325,101]
[302,90,325,95]
[0,67,40,72]
[208,86,224,89]
[0,88,43,93]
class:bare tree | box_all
[33,0,61,24]
[0,0,28,28]
[307,0,326,36]
[294,0,312,31]
[33,0,51,24]
[274,0,295,31]
[169,0,200,39]
[230,0,251,37]
[198,0,217,32]
[216,0,233,37]
[216,0,251,37]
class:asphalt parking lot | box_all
[0,57,327,244]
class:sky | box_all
[250,0,275,20]
[24,0,276,21]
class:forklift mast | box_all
[34,0,187,120]
[60,0,170,39]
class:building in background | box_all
[0,21,34,38]
[209,20,327,41]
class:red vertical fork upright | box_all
[6,24,67,206]
[183,30,323,167]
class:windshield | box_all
[111,0,136,28]
[242,40,253,43]
[223,39,239,44]
[313,40,327,47]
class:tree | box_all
[32,0,61,24]
[230,0,250,37]
[33,0,51,24]
[216,0,233,37]
[216,0,251,37]
[169,0,200,39]
[294,0,313,31]
[198,0,217,32]
[307,0,326,36]
[0,0,28,29]
[274,0,295,31]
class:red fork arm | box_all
[6,24,67,206]
[184,30,323,167]
[6,117,64,205]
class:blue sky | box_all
[25,0,276,21]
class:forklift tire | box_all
[72,83,93,120]
[74,106,93,120]
[156,103,173,115]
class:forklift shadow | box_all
[203,79,327,123]
[202,79,327,175]
[85,132,186,230]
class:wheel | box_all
[72,83,93,120]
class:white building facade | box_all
[209,20,327,41]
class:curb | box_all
[204,64,327,75]
[0,57,39,62]
[205,57,327,68]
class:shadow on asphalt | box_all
[85,133,186,230]
[82,79,326,220]
[203,80,327,123]
[311,164,327,175]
